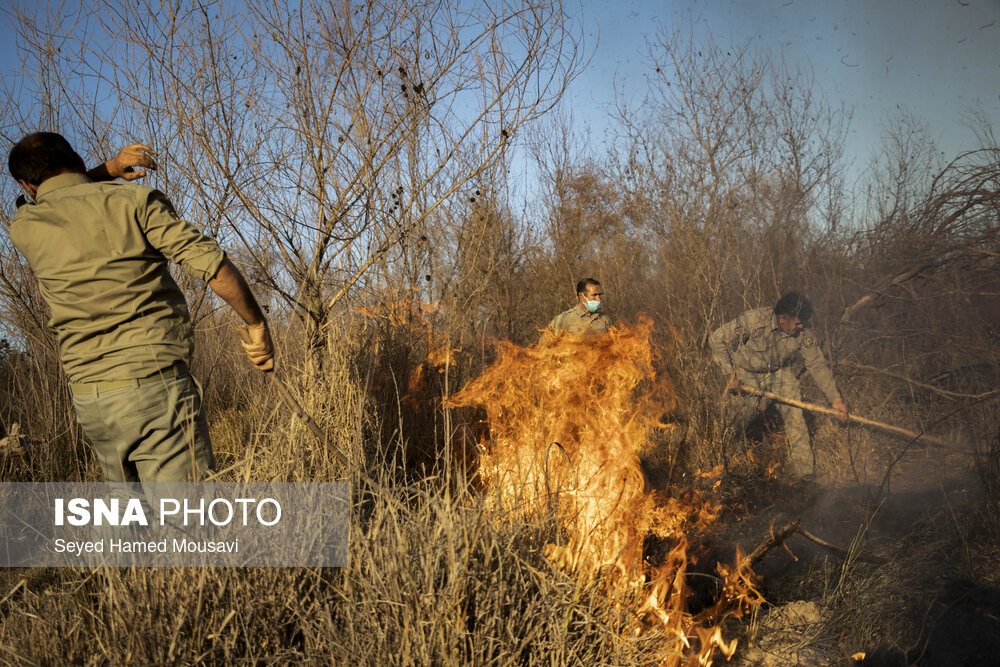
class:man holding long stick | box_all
[7,132,273,482]
[709,292,848,480]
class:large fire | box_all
[449,318,762,665]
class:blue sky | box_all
[2,1,997,179]
[569,0,1000,170]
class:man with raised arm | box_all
[709,292,848,480]
[7,132,273,482]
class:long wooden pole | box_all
[738,384,948,448]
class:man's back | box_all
[10,173,223,382]
[6,131,275,482]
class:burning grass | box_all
[2,311,993,664]
[0,474,720,665]
[450,318,763,665]
[0,319,708,665]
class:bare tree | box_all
[613,26,847,345]
[4,0,583,361]
[836,139,1000,398]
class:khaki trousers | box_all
[71,366,214,482]
[721,367,813,477]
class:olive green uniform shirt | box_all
[545,304,611,338]
[708,307,841,403]
[9,173,225,383]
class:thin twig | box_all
[797,526,885,564]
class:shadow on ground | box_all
[685,461,1000,666]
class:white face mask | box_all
[584,299,601,313]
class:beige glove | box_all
[240,322,275,372]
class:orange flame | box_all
[450,317,761,664]
[355,286,439,328]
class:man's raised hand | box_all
[106,144,157,181]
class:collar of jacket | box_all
[35,172,93,202]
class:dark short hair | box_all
[576,278,601,295]
[8,132,86,185]
[774,292,813,322]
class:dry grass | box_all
[0,12,996,661]
[0,479,674,665]
[0,322,687,666]
[1,307,997,665]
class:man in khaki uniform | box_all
[8,132,273,482]
[540,278,611,343]
[709,292,847,479]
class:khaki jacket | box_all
[541,303,610,342]
[9,173,224,382]
[708,307,841,403]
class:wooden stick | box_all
[738,384,948,448]
[797,526,886,564]
[742,521,886,567]
[742,519,800,569]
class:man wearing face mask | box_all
[709,292,848,481]
[540,278,610,343]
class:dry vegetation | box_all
[1,1,999,664]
